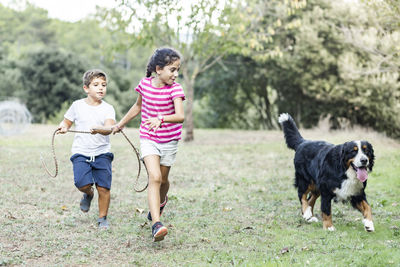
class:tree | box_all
[0,51,23,99]
[100,0,241,141]
[194,0,400,139]
[192,0,309,130]
[340,0,400,76]
[274,0,400,137]
[101,0,305,141]
[363,0,400,28]
[0,3,155,123]
[0,3,56,57]
[196,55,280,129]
[19,48,87,122]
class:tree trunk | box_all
[263,91,273,129]
[182,67,195,142]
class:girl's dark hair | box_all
[146,48,181,77]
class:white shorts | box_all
[140,139,179,167]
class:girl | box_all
[112,48,185,242]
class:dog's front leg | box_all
[321,195,335,231]
[354,199,374,232]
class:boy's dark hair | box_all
[146,48,181,77]
[83,69,108,87]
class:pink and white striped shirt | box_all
[136,77,185,143]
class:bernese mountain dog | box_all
[278,113,375,232]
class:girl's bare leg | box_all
[144,155,162,225]
[160,165,171,204]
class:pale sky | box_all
[0,0,119,22]
[0,0,360,26]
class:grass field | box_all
[1,124,399,266]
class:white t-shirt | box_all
[65,99,116,156]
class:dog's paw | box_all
[327,226,336,231]
[363,219,375,232]
[303,207,313,220]
[303,207,318,223]
[278,113,290,124]
[303,207,319,222]
[307,216,319,223]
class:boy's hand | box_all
[91,126,112,135]
[57,119,72,134]
[90,128,98,135]
[57,125,68,134]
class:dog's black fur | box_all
[279,113,375,231]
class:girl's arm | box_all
[57,118,73,134]
[144,97,184,132]
[112,94,142,134]
[164,97,184,123]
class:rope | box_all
[40,128,148,192]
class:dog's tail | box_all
[278,113,304,151]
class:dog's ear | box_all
[340,143,347,169]
[366,142,375,171]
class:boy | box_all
[57,69,116,229]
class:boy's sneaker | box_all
[97,216,110,230]
[152,221,168,242]
[80,191,94,212]
[147,196,168,221]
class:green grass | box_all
[1,125,399,266]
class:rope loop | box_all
[41,128,148,192]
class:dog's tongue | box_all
[356,168,368,182]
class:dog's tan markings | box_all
[354,146,358,151]
[308,191,320,214]
[347,159,354,168]
[301,185,313,214]
[322,213,333,229]
[356,200,372,221]
[356,200,374,232]
[362,145,367,149]
[309,183,316,191]
[301,184,320,222]
[307,184,320,213]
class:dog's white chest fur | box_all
[333,169,364,201]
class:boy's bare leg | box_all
[160,165,170,204]
[144,155,162,225]
[97,185,110,218]
[78,184,94,196]
[78,184,94,213]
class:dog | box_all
[278,113,375,232]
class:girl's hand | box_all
[143,117,162,132]
[111,124,123,135]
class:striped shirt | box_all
[136,77,185,143]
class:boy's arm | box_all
[57,118,73,134]
[91,119,116,135]
[112,94,142,134]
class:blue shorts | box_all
[70,152,114,190]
